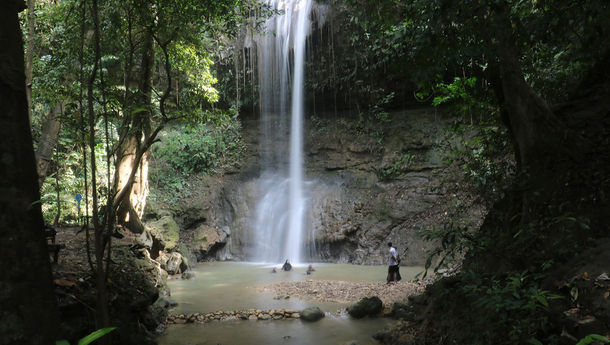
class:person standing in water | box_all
[282,259,292,271]
[387,242,399,284]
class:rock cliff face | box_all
[146,108,486,265]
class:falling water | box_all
[251,0,313,264]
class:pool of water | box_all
[166,262,422,314]
[159,262,422,345]
[158,316,392,345]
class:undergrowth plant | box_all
[56,327,116,345]
[456,269,562,343]
[378,153,415,181]
[150,116,245,203]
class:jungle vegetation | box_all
[1,0,609,344]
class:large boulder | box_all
[181,271,195,280]
[147,215,180,250]
[347,296,383,318]
[193,224,228,255]
[158,252,188,275]
[135,228,166,259]
[300,307,325,322]
[135,229,153,249]
[152,296,178,309]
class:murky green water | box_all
[158,262,422,345]
[158,317,392,345]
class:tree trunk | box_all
[114,27,154,234]
[87,0,110,332]
[35,101,64,186]
[114,136,148,234]
[25,0,35,122]
[0,1,60,344]
[488,1,576,223]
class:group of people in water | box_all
[268,242,402,284]
[270,260,316,275]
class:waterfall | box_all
[251,0,313,264]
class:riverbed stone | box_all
[248,315,257,320]
[347,296,383,318]
[153,296,178,309]
[181,271,194,279]
[158,252,188,275]
[300,307,325,322]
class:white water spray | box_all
[252,0,312,264]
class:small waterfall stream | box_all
[252,0,313,264]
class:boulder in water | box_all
[300,307,325,322]
[153,296,178,309]
[347,296,383,318]
[181,271,194,280]
[158,252,188,275]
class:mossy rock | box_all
[143,199,172,220]
[148,215,180,250]
[300,307,325,322]
[193,224,226,253]
[347,296,383,319]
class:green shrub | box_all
[456,270,562,343]
[153,119,244,175]
[149,117,245,203]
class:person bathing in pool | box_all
[281,259,292,271]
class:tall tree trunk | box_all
[488,1,576,223]
[35,100,64,186]
[25,0,35,122]
[114,27,154,234]
[0,1,59,344]
[88,0,110,332]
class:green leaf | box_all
[576,334,610,345]
[131,107,149,115]
[77,327,116,345]
[56,341,71,345]
[535,295,548,307]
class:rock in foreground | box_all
[300,307,325,322]
[347,296,383,318]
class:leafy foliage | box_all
[575,334,610,345]
[456,270,562,343]
[153,117,244,175]
[445,123,514,200]
[40,121,116,225]
[56,327,116,345]
[149,116,245,202]
[378,153,415,181]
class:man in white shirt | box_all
[387,242,399,284]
